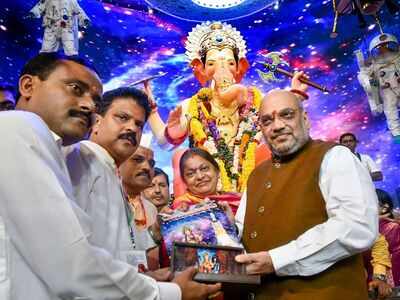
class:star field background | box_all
[0,0,399,204]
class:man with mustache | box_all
[234,89,378,300]
[64,86,220,300]
[143,167,171,212]
[119,145,161,268]
[0,52,161,299]
[120,145,158,232]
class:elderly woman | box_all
[172,148,241,214]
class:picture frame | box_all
[171,241,261,285]
[159,201,242,256]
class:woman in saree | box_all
[172,147,241,214]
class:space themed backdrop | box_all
[0,0,399,203]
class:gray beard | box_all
[271,136,310,158]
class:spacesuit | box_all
[30,0,90,56]
[356,33,400,141]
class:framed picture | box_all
[159,201,242,256]
[171,241,261,284]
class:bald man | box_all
[234,90,378,300]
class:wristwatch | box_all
[372,274,387,282]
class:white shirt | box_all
[0,111,176,300]
[235,145,378,276]
[358,153,381,174]
[64,140,180,299]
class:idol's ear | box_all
[190,58,208,86]
[234,57,250,83]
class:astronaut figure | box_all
[30,0,90,56]
[356,33,400,142]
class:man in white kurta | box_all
[63,87,220,299]
[0,111,174,300]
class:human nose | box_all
[79,95,96,113]
[154,184,161,194]
[194,169,205,181]
[124,119,139,133]
[271,116,286,132]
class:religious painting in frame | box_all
[171,241,261,284]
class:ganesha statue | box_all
[148,21,306,193]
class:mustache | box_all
[137,170,150,178]
[118,132,137,146]
[68,109,93,127]
[271,131,291,140]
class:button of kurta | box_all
[265,181,272,189]
[257,206,265,214]
[250,231,258,239]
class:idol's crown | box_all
[185,21,247,61]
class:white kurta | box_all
[235,145,378,276]
[0,111,179,300]
[358,153,381,174]
[64,140,180,298]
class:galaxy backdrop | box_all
[1,0,399,203]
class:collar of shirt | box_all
[80,140,117,172]
[50,131,63,148]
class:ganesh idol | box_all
[147,22,308,193]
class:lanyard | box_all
[117,173,136,249]
[123,199,136,249]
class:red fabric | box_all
[159,238,170,268]
[172,149,187,198]
[379,218,400,286]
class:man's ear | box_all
[190,58,208,86]
[18,74,36,101]
[91,114,103,136]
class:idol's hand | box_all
[166,106,186,138]
[143,80,157,112]
[291,71,309,93]
[235,251,275,275]
[172,267,221,300]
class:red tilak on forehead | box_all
[271,110,278,118]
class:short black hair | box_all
[0,84,15,94]
[97,87,151,121]
[376,188,394,212]
[16,53,98,101]
[179,147,219,182]
[154,167,170,187]
[339,132,357,143]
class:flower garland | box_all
[188,87,262,192]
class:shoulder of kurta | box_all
[0,111,52,145]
